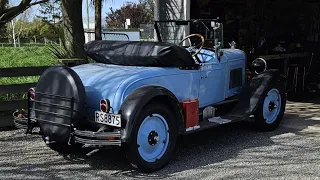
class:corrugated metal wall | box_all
[154,0,190,43]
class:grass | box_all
[0,46,56,68]
[0,46,58,113]
[0,46,57,85]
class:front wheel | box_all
[254,82,286,131]
[126,103,178,172]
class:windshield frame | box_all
[154,19,223,49]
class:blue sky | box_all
[82,0,140,18]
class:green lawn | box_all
[0,46,57,116]
[0,46,57,85]
[0,46,56,68]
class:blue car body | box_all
[72,48,246,117]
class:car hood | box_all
[72,63,158,113]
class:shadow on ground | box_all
[0,99,319,179]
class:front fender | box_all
[118,86,184,143]
[246,69,286,114]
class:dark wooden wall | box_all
[190,0,320,51]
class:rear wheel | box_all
[126,103,178,172]
[254,82,286,131]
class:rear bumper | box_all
[13,113,122,147]
[14,89,123,147]
[73,128,121,146]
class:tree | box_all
[6,8,30,47]
[17,18,59,40]
[0,0,7,36]
[91,0,102,40]
[61,0,86,60]
[139,0,154,14]
[105,1,154,28]
[0,0,49,28]
[37,0,62,24]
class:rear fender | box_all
[119,86,184,143]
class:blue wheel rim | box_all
[137,114,169,163]
[263,88,281,124]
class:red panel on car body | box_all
[181,99,199,128]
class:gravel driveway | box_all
[0,100,320,180]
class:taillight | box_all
[100,99,110,112]
[29,88,35,100]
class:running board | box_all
[199,99,239,116]
[208,117,232,124]
[183,114,248,135]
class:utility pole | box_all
[86,0,90,41]
[86,0,90,29]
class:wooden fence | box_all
[0,66,50,126]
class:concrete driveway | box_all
[0,99,319,180]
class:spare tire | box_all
[35,65,86,145]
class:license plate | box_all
[95,111,121,127]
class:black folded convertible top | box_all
[84,40,196,67]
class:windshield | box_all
[155,19,224,48]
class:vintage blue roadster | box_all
[14,19,286,172]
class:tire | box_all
[254,82,286,131]
[126,103,178,173]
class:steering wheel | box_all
[178,34,205,57]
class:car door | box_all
[197,49,226,107]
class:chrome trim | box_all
[73,129,122,146]
[74,136,121,146]
[74,129,120,138]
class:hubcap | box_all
[263,88,281,124]
[268,101,277,111]
[148,131,159,146]
[137,114,169,162]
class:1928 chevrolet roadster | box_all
[14,19,286,172]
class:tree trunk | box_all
[61,0,87,60]
[95,0,102,40]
